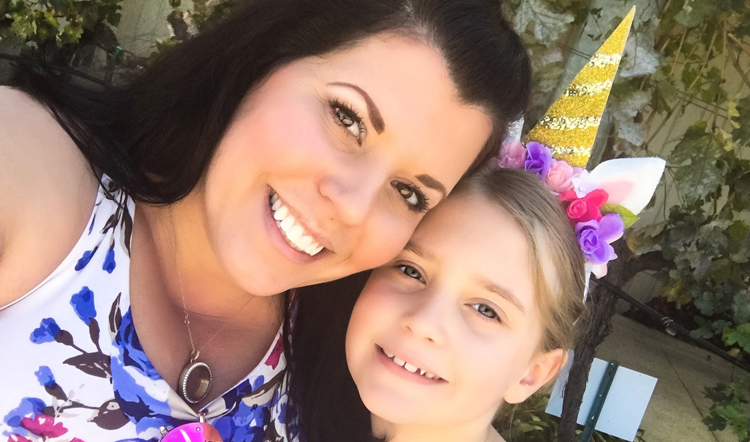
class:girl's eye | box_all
[330,100,366,145]
[397,264,424,282]
[391,181,429,213]
[471,303,499,321]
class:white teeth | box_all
[296,235,314,250]
[270,191,324,256]
[280,215,295,232]
[286,225,304,242]
[273,205,288,221]
[385,351,438,379]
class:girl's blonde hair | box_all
[454,167,587,353]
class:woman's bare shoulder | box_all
[0,86,99,307]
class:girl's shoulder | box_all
[0,86,99,307]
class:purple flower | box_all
[103,248,116,273]
[34,366,55,387]
[30,318,61,344]
[71,286,96,325]
[524,142,553,178]
[575,213,624,265]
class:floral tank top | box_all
[0,177,299,442]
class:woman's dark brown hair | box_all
[12,0,530,205]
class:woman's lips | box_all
[269,190,325,256]
[264,187,330,264]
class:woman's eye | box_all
[391,181,429,213]
[331,100,365,145]
[471,303,499,321]
[398,264,424,282]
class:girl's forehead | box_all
[413,195,534,286]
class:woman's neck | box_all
[371,415,504,442]
[128,192,284,406]
[138,192,258,320]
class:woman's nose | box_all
[318,158,389,226]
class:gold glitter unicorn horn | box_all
[523,6,636,167]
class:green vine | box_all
[1,0,123,64]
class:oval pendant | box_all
[178,361,213,404]
[160,422,223,442]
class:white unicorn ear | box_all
[506,118,524,142]
[587,158,666,215]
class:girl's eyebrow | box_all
[474,276,526,315]
[403,241,435,261]
[328,82,385,134]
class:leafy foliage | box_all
[503,0,750,440]
[495,394,641,442]
[1,0,122,62]
[703,378,750,442]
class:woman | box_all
[0,0,530,440]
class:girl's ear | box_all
[503,349,567,404]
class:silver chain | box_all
[170,212,253,362]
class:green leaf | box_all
[728,221,750,243]
[58,23,83,45]
[671,122,725,201]
[674,0,718,27]
[620,19,662,78]
[601,204,640,228]
[512,0,574,43]
[733,293,750,325]
[715,404,743,422]
[609,90,650,146]
[723,324,750,353]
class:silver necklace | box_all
[170,217,253,404]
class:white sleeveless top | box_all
[0,177,299,442]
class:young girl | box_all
[288,10,661,442]
[345,167,586,442]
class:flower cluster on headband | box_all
[494,140,641,278]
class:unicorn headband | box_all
[494,7,665,298]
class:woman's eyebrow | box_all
[416,174,446,198]
[328,82,385,134]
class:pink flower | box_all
[20,415,67,438]
[496,139,526,169]
[559,189,609,224]
[7,435,33,442]
[264,337,284,369]
[545,161,582,193]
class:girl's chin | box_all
[360,392,431,425]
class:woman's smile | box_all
[266,187,330,261]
